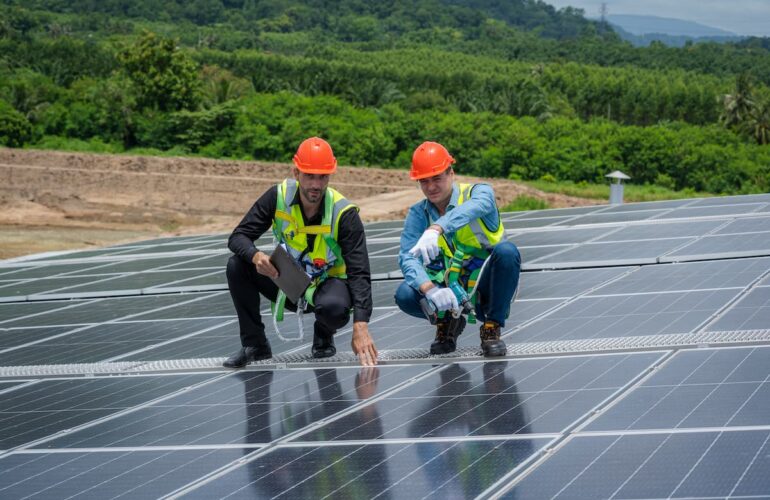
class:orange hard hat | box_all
[410,141,455,180]
[293,137,337,174]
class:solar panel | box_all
[162,253,231,270]
[0,449,248,499]
[592,219,725,242]
[185,439,550,499]
[27,270,222,299]
[25,247,136,262]
[0,262,112,280]
[508,289,740,344]
[687,193,770,206]
[598,198,693,212]
[653,203,767,219]
[0,373,217,448]
[505,205,603,219]
[1,293,217,328]
[41,365,434,448]
[0,300,96,323]
[0,326,78,350]
[706,287,770,331]
[527,238,694,268]
[504,216,573,229]
[587,346,770,431]
[508,227,613,247]
[2,193,770,498]
[588,257,770,295]
[715,215,770,234]
[0,318,228,366]
[518,267,631,300]
[517,244,573,266]
[299,353,662,440]
[561,209,666,225]
[504,431,770,498]
[661,232,770,261]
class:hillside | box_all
[607,15,736,37]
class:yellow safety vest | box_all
[272,178,357,280]
[434,183,505,263]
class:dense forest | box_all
[1,0,769,194]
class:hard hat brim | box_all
[295,164,338,175]
[292,155,337,175]
[409,163,451,180]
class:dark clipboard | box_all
[270,245,312,303]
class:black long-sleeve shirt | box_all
[228,184,373,323]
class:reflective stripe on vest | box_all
[272,178,356,278]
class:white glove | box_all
[409,228,441,264]
[426,286,458,312]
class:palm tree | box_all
[720,73,755,129]
[750,100,770,145]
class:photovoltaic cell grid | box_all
[0,194,770,499]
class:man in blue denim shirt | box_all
[394,142,521,357]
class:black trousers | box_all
[226,255,352,347]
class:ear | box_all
[292,167,300,180]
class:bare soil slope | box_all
[0,148,598,259]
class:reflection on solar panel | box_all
[1,193,769,498]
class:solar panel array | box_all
[1,193,769,498]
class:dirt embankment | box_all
[0,148,598,259]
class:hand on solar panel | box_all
[352,321,378,366]
[252,251,278,279]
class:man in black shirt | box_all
[224,137,378,367]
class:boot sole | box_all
[223,352,272,368]
[482,347,507,357]
[312,348,336,358]
[430,347,457,355]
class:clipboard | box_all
[270,245,312,303]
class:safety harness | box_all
[270,179,356,340]
[423,183,505,324]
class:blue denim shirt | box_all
[398,182,500,290]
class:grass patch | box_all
[30,136,124,154]
[521,180,712,202]
[502,195,551,212]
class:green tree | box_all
[199,65,253,107]
[0,98,32,147]
[119,32,201,112]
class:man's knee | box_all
[314,279,351,329]
[226,254,248,281]
[394,281,418,310]
[493,241,521,266]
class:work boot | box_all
[223,344,272,368]
[430,315,466,355]
[312,323,336,358]
[479,321,507,357]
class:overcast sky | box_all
[544,0,770,36]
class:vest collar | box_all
[289,183,327,223]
